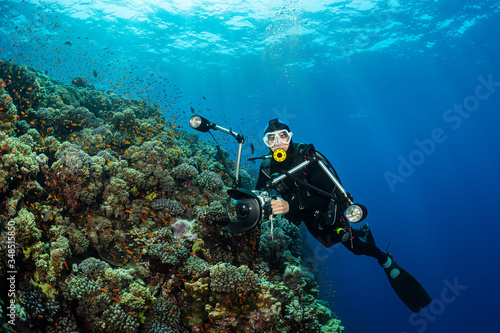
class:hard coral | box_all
[0,60,347,333]
[49,143,104,210]
[143,297,181,333]
[210,263,258,296]
[10,208,41,247]
[148,240,189,266]
[150,198,184,216]
[171,162,198,182]
[195,201,229,226]
[195,170,224,191]
[100,304,140,333]
[64,275,101,301]
[0,132,40,195]
[0,60,43,113]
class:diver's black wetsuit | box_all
[255,142,383,260]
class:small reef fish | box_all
[41,210,54,222]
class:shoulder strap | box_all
[296,142,313,156]
[314,149,343,185]
[260,156,272,180]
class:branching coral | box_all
[100,304,140,332]
[194,170,224,191]
[210,263,258,296]
[171,162,198,183]
[0,131,40,196]
[10,208,41,247]
[64,275,101,301]
[67,227,89,255]
[100,176,131,219]
[0,61,43,113]
[143,297,181,333]
[182,256,211,278]
[148,240,189,266]
[195,201,230,227]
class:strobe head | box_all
[189,115,212,132]
[345,204,368,223]
[227,188,265,234]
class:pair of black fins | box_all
[381,252,432,313]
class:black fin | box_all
[383,255,432,313]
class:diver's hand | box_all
[270,198,289,215]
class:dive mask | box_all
[263,129,293,148]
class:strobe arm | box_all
[268,156,367,223]
[189,115,245,187]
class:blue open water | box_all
[1,0,499,332]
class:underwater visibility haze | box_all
[1,0,500,332]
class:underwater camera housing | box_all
[226,188,271,233]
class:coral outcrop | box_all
[0,58,344,333]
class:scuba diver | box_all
[249,118,432,313]
[188,114,431,313]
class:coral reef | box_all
[0,58,344,333]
